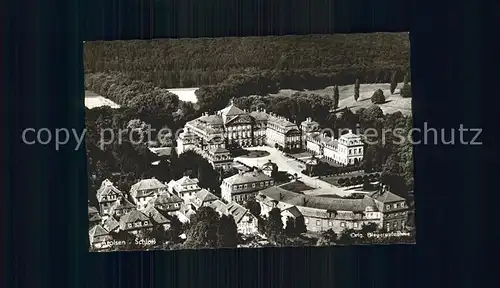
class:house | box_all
[88,205,102,228]
[225,202,259,235]
[102,216,120,233]
[148,192,183,215]
[208,200,227,216]
[143,205,171,231]
[191,189,219,210]
[108,197,136,218]
[220,168,275,203]
[96,179,124,217]
[89,225,113,249]
[260,160,278,177]
[257,186,387,234]
[369,186,409,232]
[305,129,364,166]
[176,203,196,224]
[130,177,167,210]
[119,210,153,235]
[167,176,202,203]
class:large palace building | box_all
[177,100,303,168]
[176,100,365,168]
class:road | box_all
[234,146,353,197]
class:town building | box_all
[89,225,113,250]
[369,185,409,231]
[257,185,409,234]
[167,176,202,203]
[176,203,196,224]
[176,100,303,168]
[208,200,259,235]
[96,179,124,217]
[190,189,220,210]
[119,210,153,235]
[130,177,168,210]
[108,197,136,218]
[88,205,101,228]
[143,205,171,231]
[102,216,120,233]
[220,168,275,203]
[304,129,364,166]
[226,202,259,235]
[147,192,183,215]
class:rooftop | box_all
[225,201,252,223]
[223,169,273,186]
[194,189,219,203]
[131,178,166,192]
[120,210,149,224]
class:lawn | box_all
[237,150,270,158]
[280,180,314,193]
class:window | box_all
[135,222,141,227]
[316,220,321,226]
[144,221,149,226]
[393,222,398,229]
[270,181,274,185]
[401,220,406,228]
[128,223,133,228]
[260,182,264,187]
[349,149,352,155]
[353,222,359,228]
[340,222,346,228]
[238,185,243,190]
[252,183,256,188]
[244,184,248,189]
[328,221,332,227]
[400,202,405,208]
[386,223,391,231]
[385,205,390,210]
[305,218,309,224]
[393,203,398,209]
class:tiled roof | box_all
[225,201,252,223]
[131,178,166,191]
[120,210,149,224]
[143,206,171,224]
[249,111,269,121]
[309,133,338,148]
[283,206,302,217]
[259,186,378,213]
[198,114,224,125]
[151,192,183,205]
[368,190,405,203]
[209,147,230,154]
[96,183,123,202]
[340,130,361,140]
[109,197,136,214]
[219,104,245,117]
[89,225,109,238]
[261,160,277,170]
[208,200,227,215]
[102,217,120,232]
[175,176,199,186]
[89,213,102,222]
[195,189,219,203]
[88,206,98,215]
[223,170,273,186]
[149,147,173,157]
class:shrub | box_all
[371,89,386,104]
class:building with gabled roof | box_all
[88,205,102,228]
[119,210,153,235]
[143,205,171,230]
[305,129,364,166]
[176,203,196,224]
[102,216,120,233]
[108,197,136,218]
[191,189,219,210]
[224,201,259,235]
[96,179,124,217]
[148,192,183,215]
[89,225,113,249]
[221,168,275,203]
[130,177,167,210]
[256,184,404,234]
[368,185,409,231]
[167,176,202,203]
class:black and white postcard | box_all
[85,33,415,252]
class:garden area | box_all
[280,180,315,193]
[232,149,270,158]
[320,172,381,189]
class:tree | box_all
[284,217,296,237]
[371,89,385,104]
[333,85,340,110]
[217,214,239,248]
[317,229,337,246]
[294,217,307,234]
[265,208,284,243]
[390,71,397,94]
[245,199,261,217]
[353,78,360,102]
[400,83,412,98]
[183,207,220,249]
[166,215,183,243]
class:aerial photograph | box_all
[85,33,415,252]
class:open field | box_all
[270,82,412,115]
[167,88,198,103]
[84,90,120,109]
